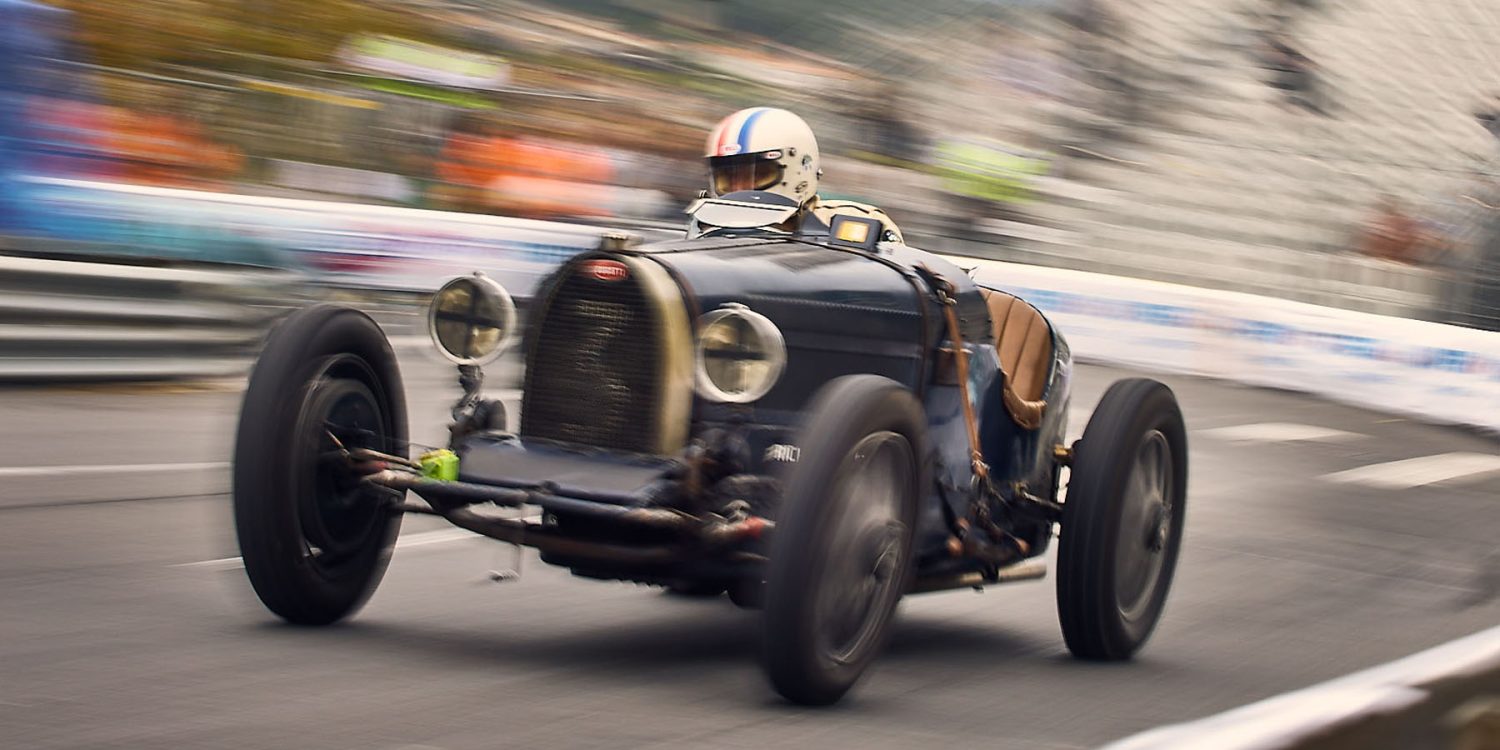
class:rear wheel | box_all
[1056,378,1187,660]
[763,375,925,706]
[233,305,407,626]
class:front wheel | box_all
[233,305,407,626]
[1056,378,1187,660]
[763,375,926,706]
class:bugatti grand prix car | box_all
[232,192,1188,706]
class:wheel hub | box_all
[869,524,902,584]
[296,368,390,569]
[1145,504,1170,552]
[1115,429,1175,624]
[815,431,912,667]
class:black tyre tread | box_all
[1056,378,1187,660]
[233,305,406,625]
[764,375,926,706]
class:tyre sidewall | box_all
[1057,378,1187,659]
[233,305,407,625]
[764,375,927,705]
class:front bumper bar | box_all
[365,469,772,566]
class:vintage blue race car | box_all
[232,193,1188,705]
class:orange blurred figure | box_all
[434,118,615,217]
[1359,196,1426,265]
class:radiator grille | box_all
[522,261,664,453]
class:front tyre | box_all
[233,305,407,626]
[1057,378,1187,660]
[763,375,925,706]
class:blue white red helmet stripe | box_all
[707,112,735,155]
[735,108,770,153]
[708,107,770,157]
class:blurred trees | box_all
[52,0,428,70]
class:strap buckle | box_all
[914,263,958,305]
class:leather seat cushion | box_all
[979,288,1053,405]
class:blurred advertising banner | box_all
[269,160,416,204]
[13,177,612,297]
[337,35,511,91]
[935,137,1051,205]
[965,258,1500,435]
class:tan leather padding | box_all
[979,288,1052,429]
[806,197,905,243]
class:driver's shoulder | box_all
[807,195,887,216]
[806,196,904,241]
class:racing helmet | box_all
[704,107,821,205]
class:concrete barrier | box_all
[1103,625,1500,750]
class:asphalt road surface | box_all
[3,349,1499,749]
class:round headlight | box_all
[427,273,516,365]
[695,304,786,403]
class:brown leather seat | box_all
[979,288,1053,429]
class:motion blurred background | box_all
[4,4,1500,747]
[2,0,1499,377]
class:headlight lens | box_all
[695,304,786,403]
[428,273,516,365]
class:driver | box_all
[699,107,904,242]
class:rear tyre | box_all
[233,305,407,626]
[763,375,925,706]
[1057,378,1187,660]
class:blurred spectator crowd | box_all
[10,0,1082,223]
[5,0,1500,328]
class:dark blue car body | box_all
[457,232,1072,580]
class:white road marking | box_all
[1199,423,1362,443]
[0,462,229,478]
[1322,452,1500,489]
[392,528,481,549]
[388,335,433,350]
[173,557,249,572]
[173,520,540,570]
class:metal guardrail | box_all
[0,253,303,381]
